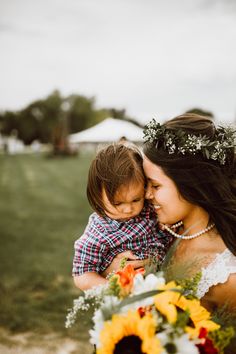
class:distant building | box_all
[69,118,143,151]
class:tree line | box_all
[0,90,215,156]
[0,90,141,146]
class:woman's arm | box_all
[101,251,149,278]
[73,272,108,291]
[202,273,236,311]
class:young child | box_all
[72,143,171,290]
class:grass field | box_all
[0,153,95,342]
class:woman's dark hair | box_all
[87,143,145,216]
[143,113,236,255]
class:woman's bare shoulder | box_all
[206,273,236,310]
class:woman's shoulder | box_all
[201,248,236,277]
[197,248,236,299]
[204,272,236,310]
[206,248,236,269]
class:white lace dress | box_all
[196,248,236,299]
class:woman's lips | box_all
[153,205,161,211]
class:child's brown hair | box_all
[87,143,145,216]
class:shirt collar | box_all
[98,202,153,229]
[102,212,144,228]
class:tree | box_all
[16,90,62,144]
[0,111,20,137]
[66,94,104,133]
[0,91,141,152]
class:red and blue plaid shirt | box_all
[72,203,172,276]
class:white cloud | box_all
[0,0,236,123]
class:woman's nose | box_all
[145,185,153,199]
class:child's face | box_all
[102,181,145,221]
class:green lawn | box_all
[0,153,95,339]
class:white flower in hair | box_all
[143,119,236,165]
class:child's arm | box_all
[73,272,107,291]
[72,214,109,290]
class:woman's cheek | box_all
[153,189,160,199]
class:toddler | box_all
[72,143,171,290]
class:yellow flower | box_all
[157,280,179,291]
[176,296,220,338]
[97,310,162,354]
[154,281,182,324]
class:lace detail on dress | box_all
[196,249,236,299]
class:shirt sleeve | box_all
[72,216,108,276]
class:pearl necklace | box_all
[164,222,215,240]
[170,221,183,229]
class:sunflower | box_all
[154,281,182,324]
[176,296,220,338]
[96,310,162,354]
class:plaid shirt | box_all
[72,203,172,276]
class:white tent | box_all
[69,118,143,144]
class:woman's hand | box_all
[101,251,149,278]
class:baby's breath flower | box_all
[143,119,236,165]
[65,284,108,328]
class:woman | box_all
[143,113,236,311]
[105,113,236,311]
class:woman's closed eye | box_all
[146,180,160,190]
[151,184,160,190]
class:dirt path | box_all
[0,329,93,354]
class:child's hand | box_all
[158,223,166,231]
[101,251,148,278]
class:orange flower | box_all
[116,264,145,294]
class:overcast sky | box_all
[1,0,236,124]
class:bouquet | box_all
[66,263,234,354]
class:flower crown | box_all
[143,119,236,165]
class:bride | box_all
[104,113,236,312]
